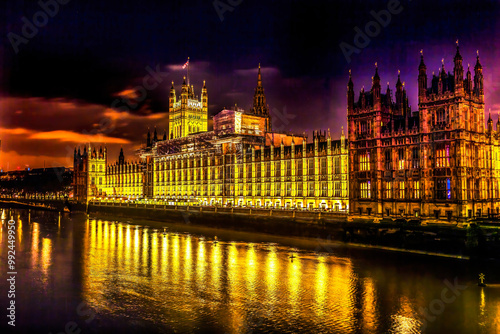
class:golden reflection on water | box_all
[40,237,52,285]
[362,278,378,333]
[31,223,39,267]
[80,219,374,333]
[17,215,22,245]
[74,217,500,334]
[390,296,421,334]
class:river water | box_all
[0,208,499,334]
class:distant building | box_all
[73,146,106,202]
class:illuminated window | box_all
[308,182,315,197]
[297,160,303,176]
[297,183,303,196]
[275,162,281,177]
[360,181,371,199]
[436,144,450,168]
[385,181,392,199]
[447,179,451,199]
[308,159,314,175]
[360,152,370,171]
[334,181,341,197]
[398,149,405,170]
[399,181,405,199]
[321,181,328,197]
[413,181,420,199]
[436,178,451,199]
[320,158,327,175]
[334,156,341,174]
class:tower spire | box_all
[418,50,427,103]
[251,63,271,131]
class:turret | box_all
[488,111,493,133]
[347,70,354,114]
[202,80,208,114]
[385,82,392,107]
[396,70,403,112]
[147,129,151,147]
[497,111,500,132]
[453,41,464,95]
[181,76,188,110]
[474,51,484,102]
[360,87,366,108]
[118,148,125,164]
[418,50,427,103]
[465,64,472,94]
[169,81,176,111]
[251,64,271,131]
[372,63,381,110]
[439,59,448,94]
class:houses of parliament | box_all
[74,46,500,221]
[74,65,349,212]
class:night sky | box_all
[1,0,499,170]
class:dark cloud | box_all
[1,0,500,169]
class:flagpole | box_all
[187,57,190,86]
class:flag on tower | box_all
[182,59,189,69]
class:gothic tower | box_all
[168,76,208,139]
[251,64,272,132]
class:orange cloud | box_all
[28,130,131,144]
[0,128,35,135]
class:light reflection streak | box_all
[210,241,221,301]
[265,246,278,306]
[142,229,149,274]
[184,236,192,284]
[40,237,52,285]
[161,234,169,274]
[134,227,140,273]
[31,223,39,267]
[151,231,159,275]
[390,296,420,334]
[17,216,22,244]
[246,245,257,295]
[286,253,302,321]
[362,278,378,333]
[196,240,206,287]
[315,257,328,318]
[172,235,180,281]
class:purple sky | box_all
[1,0,499,170]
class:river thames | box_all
[0,209,499,333]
